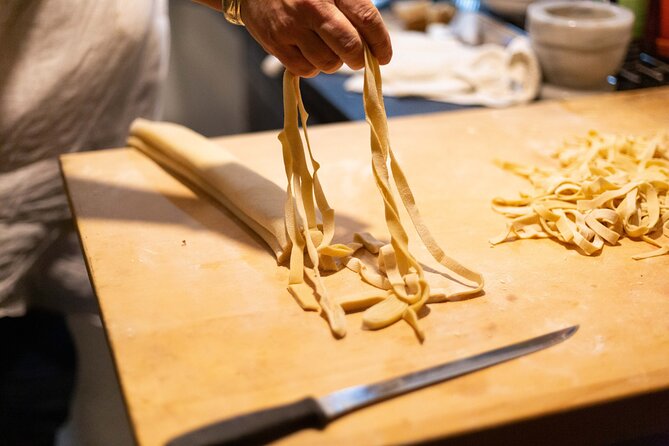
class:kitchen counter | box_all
[61,87,669,445]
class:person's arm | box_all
[192,0,392,77]
[192,0,222,10]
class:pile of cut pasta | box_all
[491,131,669,259]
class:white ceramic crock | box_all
[527,1,634,89]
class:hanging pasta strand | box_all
[357,44,484,339]
[276,45,486,340]
[362,46,484,296]
[278,71,346,337]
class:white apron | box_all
[0,0,170,316]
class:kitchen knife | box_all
[167,325,578,446]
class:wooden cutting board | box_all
[61,87,669,446]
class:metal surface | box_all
[318,325,579,419]
[616,46,669,90]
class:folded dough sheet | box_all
[128,118,289,261]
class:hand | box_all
[240,0,392,77]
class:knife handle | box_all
[166,397,328,446]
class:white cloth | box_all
[342,30,541,107]
[260,28,540,107]
[0,0,170,316]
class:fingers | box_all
[271,36,342,78]
[298,32,344,74]
[275,45,319,78]
[311,5,365,70]
[336,0,392,65]
[241,0,392,77]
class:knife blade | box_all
[167,325,578,446]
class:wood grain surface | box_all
[61,87,669,446]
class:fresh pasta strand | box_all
[356,44,483,339]
[278,71,347,337]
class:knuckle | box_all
[356,5,381,28]
[293,0,311,9]
[295,0,323,17]
[340,35,362,56]
[268,9,300,37]
[338,35,364,68]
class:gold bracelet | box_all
[222,0,244,26]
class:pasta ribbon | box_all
[279,72,346,337]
